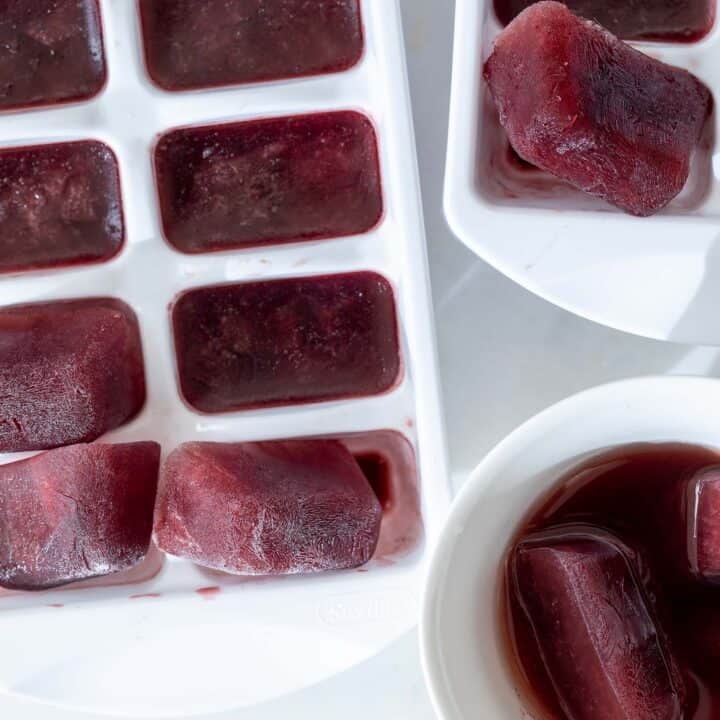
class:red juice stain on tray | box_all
[196,586,221,598]
[138,0,364,91]
[171,272,400,413]
[0,140,124,273]
[129,593,162,600]
[502,443,720,720]
[154,111,382,253]
[493,0,715,41]
[0,0,106,111]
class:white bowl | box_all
[420,375,720,719]
[445,0,720,345]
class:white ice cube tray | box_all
[446,0,720,345]
[0,1,450,716]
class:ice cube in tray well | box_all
[0,298,145,452]
[154,439,383,576]
[152,431,422,578]
[0,442,160,591]
[0,0,106,111]
[484,2,713,216]
[0,140,123,273]
[171,271,401,413]
[138,0,364,91]
[154,111,383,253]
[468,0,719,216]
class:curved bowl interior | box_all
[420,375,720,719]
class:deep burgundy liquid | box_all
[503,443,720,720]
[0,140,123,273]
[171,272,400,413]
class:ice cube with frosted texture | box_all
[154,112,382,252]
[483,1,712,216]
[154,440,383,575]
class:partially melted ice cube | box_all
[483,1,712,216]
[0,442,160,591]
[153,440,383,575]
[512,526,686,720]
[0,298,146,451]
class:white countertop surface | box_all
[9,1,720,717]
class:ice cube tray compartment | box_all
[0,1,449,715]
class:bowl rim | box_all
[419,374,720,720]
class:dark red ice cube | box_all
[154,111,382,252]
[483,1,712,216]
[0,298,146,452]
[0,442,160,591]
[154,440,382,575]
[493,0,715,42]
[172,272,400,412]
[512,526,686,720]
[139,0,363,91]
[0,140,123,274]
[0,0,106,111]
[687,466,720,580]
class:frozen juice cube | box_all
[0,298,145,452]
[493,0,715,41]
[483,1,712,216]
[687,466,720,580]
[0,141,123,273]
[154,111,382,252]
[172,272,400,412]
[0,442,160,591]
[154,440,383,575]
[512,527,685,720]
[0,0,106,111]
[139,0,363,91]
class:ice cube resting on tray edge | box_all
[0,442,160,591]
[493,0,715,42]
[154,440,383,575]
[483,1,713,216]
